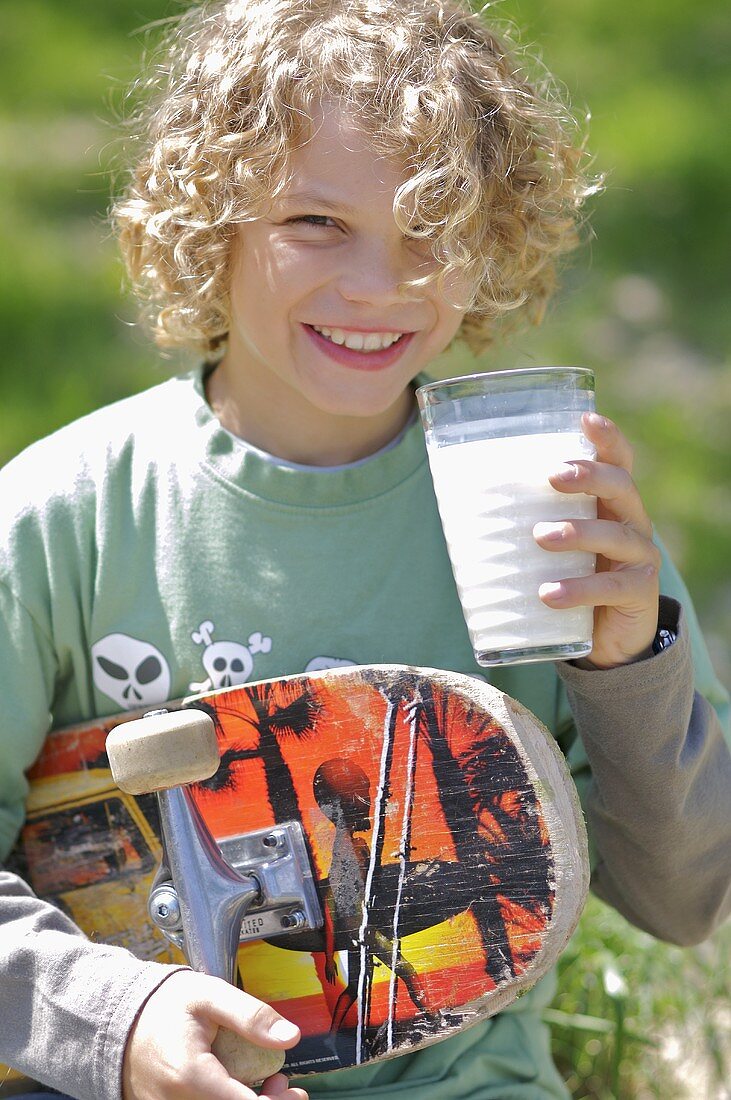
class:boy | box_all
[1,1,729,1098]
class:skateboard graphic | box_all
[4,665,589,1089]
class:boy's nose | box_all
[337,239,420,306]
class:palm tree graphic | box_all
[189,680,322,822]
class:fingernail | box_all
[539,582,565,601]
[269,1019,300,1042]
[551,463,581,481]
[585,412,609,429]
[533,522,564,542]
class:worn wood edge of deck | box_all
[288,665,591,1073]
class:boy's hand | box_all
[534,412,661,670]
[122,970,308,1100]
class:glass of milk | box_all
[416,368,597,667]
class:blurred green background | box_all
[1,1,729,1096]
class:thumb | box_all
[190,974,301,1088]
[193,975,301,1048]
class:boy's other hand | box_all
[534,412,661,670]
[122,970,309,1100]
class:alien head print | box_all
[91,634,171,710]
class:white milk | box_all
[427,430,596,662]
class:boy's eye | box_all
[289,215,336,227]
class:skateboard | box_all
[3,665,589,1090]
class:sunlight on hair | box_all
[112,0,599,359]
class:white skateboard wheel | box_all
[212,1028,286,1086]
[106,709,220,794]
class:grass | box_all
[547,896,731,1099]
[1,1,729,1096]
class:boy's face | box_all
[219,101,468,463]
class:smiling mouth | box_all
[307,324,409,352]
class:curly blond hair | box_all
[113,0,597,356]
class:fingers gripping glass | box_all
[417,368,597,667]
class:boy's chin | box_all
[311,384,416,423]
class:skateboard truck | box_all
[106,708,322,986]
[147,821,321,968]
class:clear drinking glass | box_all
[416,367,597,667]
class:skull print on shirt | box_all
[304,656,356,673]
[91,633,172,710]
[189,620,272,692]
[90,625,355,710]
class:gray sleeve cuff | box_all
[559,595,683,694]
[0,872,188,1100]
[96,956,190,1100]
[556,597,731,945]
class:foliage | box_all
[547,895,731,1098]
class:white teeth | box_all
[311,325,403,351]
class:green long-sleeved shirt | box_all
[1,369,729,1099]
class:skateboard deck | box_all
[5,665,589,1083]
